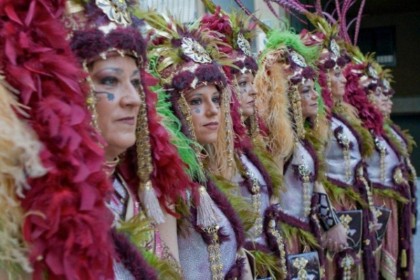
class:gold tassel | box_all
[140,181,165,224]
[196,186,219,228]
[135,85,165,224]
[400,249,407,268]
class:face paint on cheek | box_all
[94,90,115,101]
[193,108,201,114]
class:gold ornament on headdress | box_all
[288,84,305,140]
[382,79,391,92]
[65,1,84,14]
[330,39,340,57]
[95,0,132,27]
[181,37,212,64]
[290,50,307,68]
[368,65,379,79]
[293,257,309,280]
[237,33,252,57]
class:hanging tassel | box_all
[140,181,165,224]
[400,249,407,268]
[196,186,219,228]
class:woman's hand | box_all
[322,223,348,253]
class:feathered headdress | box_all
[198,3,262,150]
[0,76,46,276]
[256,29,319,158]
[66,0,193,224]
[141,10,237,227]
[0,0,116,278]
[343,50,384,136]
[372,61,395,96]
[200,2,258,76]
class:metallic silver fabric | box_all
[178,205,238,280]
[325,117,362,184]
[238,154,270,246]
[280,142,315,221]
[366,136,400,187]
[113,260,135,280]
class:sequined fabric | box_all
[325,117,362,184]
[238,154,270,246]
[366,137,399,187]
[178,206,238,280]
[280,142,315,220]
[113,260,135,280]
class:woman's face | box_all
[369,86,384,112]
[370,87,392,118]
[90,55,141,160]
[234,72,257,118]
[185,85,221,145]
[299,79,319,119]
[383,95,393,117]
[328,68,347,99]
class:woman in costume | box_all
[254,29,348,279]
[1,0,118,278]
[67,1,197,278]
[300,23,379,279]
[379,76,417,236]
[344,52,413,280]
[143,11,253,280]
[1,0,192,278]
[199,5,285,279]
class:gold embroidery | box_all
[204,225,224,280]
[340,214,353,233]
[268,219,288,277]
[292,257,308,280]
[340,255,355,280]
[95,0,132,26]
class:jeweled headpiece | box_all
[199,4,258,76]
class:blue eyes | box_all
[188,96,221,106]
[100,77,118,86]
[190,99,201,105]
[212,96,221,104]
[99,76,140,89]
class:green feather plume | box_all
[118,214,183,280]
[261,29,320,66]
[322,178,368,208]
[154,87,206,182]
[373,188,409,204]
[280,222,319,249]
[247,249,283,279]
[141,251,183,280]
